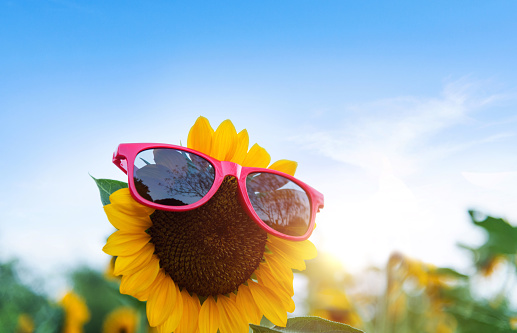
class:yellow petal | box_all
[241,143,271,168]
[131,274,159,301]
[257,262,293,296]
[255,265,295,313]
[256,267,294,311]
[187,116,214,155]
[114,243,155,276]
[198,296,219,333]
[269,236,318,260]
[109,188,155,216]
[268,160,298,176]
[175,290,201,333]
[265,245,306,271]
[231,129,249,165]
[264,253,294,294]
[120,255,160,295]
[156,284,183,333]
[147,274,177,327]
[103,230,150,256]
[217,295,248,333]
[236,284,262,325]
[156,289,184,333]
[210,119,238,161]
[104,204,153,232]
[248,280,287,327]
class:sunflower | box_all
[59,291,90,333]
[102,307,139,333]
[102,116,317,333]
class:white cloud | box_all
[294,78,513,177]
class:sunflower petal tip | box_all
[187,116,214,155]
[242,143,271,168]
[221,118,235,125]
[268,159,298,176]
[210,119,238,161]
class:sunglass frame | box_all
[112,143,324,241]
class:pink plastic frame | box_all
[113,143,324,241]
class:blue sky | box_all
[1,0,516,294]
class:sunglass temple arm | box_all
[112,152,128,174]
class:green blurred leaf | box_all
[250,317,364,333]
[34,305,65,333]
[447,300,516,333]
[249,325,281,333]
[469,210,517,254]
[464,210,517,275]
[434,267,469,279]
[0,261,57,331]
[91,176,127,206]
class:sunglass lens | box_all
[133,148,215,206]
[246,172,311,237]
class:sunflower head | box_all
[102,117,318,333]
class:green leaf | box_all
[249,324,282,333]
[469,210,517,255]
[91,176,128,206]
[434,267,469,279]
[250,317,364,333]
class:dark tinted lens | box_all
[246,172,311,237]
[133,148,215,206]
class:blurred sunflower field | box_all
[2,209,517,332]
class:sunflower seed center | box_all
[148,176,267,297]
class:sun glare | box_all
[320,160,431,271]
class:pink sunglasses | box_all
[112,143,324,241]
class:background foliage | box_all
[1,210,517,332]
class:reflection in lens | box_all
[246,172,311,237]
[133,148,215,206]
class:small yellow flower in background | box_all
[102,117,317,333]
[16,313,34,333]
[388,252,454,303]
[510,316,517,330]
[59,291,90,333]
[388,253,433,287]
[102,307,139,333]
[311,288,362,328]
